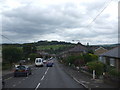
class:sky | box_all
[0,0,118,45]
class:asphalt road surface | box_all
[3,60,85,89]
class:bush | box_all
[108,68,120,77]
[64,55,85,66]
[86,61,104,76]
[83,53,98,64]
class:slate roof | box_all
[100,46,120,58]
[68,44,87,52]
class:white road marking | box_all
[35,83,41,90]
[44,71,47,75]
[35,67,49,90]
[73,77,88,88]
[41,75,45,81]
[4,77,13,81]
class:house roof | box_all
[94,47,108,55]
[68,44,87,52]
[100,46,120,58]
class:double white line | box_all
[35,67,49,90]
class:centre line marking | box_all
[35,67,49,90]
[41,75,45,81]
[35,83,41,90]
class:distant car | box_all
[35,58,44,67]
[14,65,32,77]
[46,60,54,67]
[43,60,47,64]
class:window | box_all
[99,56,102,62]
[110,58,115,66]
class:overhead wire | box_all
[1,34,15,43]
[86,0,113,28]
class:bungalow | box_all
[99,46,120,71]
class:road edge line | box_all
[72,76,88,88]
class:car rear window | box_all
[17,66,26,70]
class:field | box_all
[37,44,74,50]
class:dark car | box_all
[14,65,32,77]
[46,60,54,67]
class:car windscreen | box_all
[39,59,42,62]
[36,60,39,63]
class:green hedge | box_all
[108,68,120,77]
[86,61,104,76]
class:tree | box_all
[2,46,23,64]
[83,53,98,64]
[23,44,37,58]
[23,44,32,58]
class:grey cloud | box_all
[2,0,117,44]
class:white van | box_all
[35,58,44,67]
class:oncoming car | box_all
[14,65,32,77]
[35,58,44,67]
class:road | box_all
[3,60,85,89]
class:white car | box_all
[35,58,44,67]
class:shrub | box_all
[83,53,98,64]
[108,68,120,77]
[86,61,104,76]
[64,55,85,66]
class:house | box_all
[94,47,108,55]
[100,46,120,71]
[68,43,87,55]
[59,43,87,58]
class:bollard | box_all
[93,70,95,80]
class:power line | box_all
[86,0,113,28]
[1,34,15,43]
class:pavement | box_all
[59,61,117,89]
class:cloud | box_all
[1,0,118,45]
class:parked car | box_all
[14,65,32,77]
[35,58,44,67]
